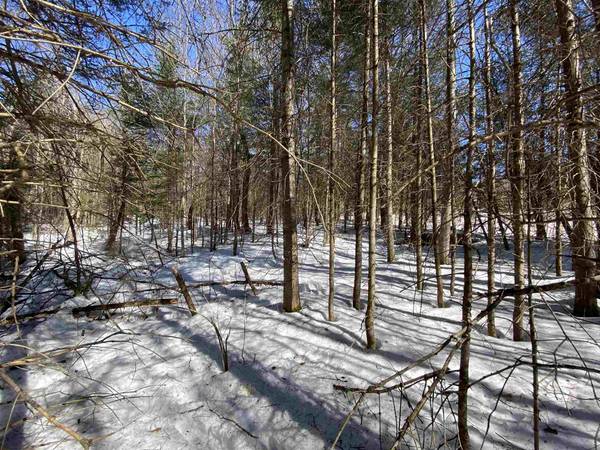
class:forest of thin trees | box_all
[1,0,600,448]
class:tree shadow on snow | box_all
[157,315,382,450]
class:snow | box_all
[1,226,599,449]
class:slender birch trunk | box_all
[555,121,563,276]
[534,90,548,241]
[419,0,444,307]
[483,3,496,337]
[328,0,337,321]
[526,161,541,450]
[267,82,279,236]
[458,2,476,448]
[412,67,424,292]
[210,99,218,252]
[365,0,379,349]
[353,0,370,311]
[445,0,457,293]
[384,25,395,263]
[240,133,251,234]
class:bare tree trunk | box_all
[526,156,541,450]
[187,202,195,243]
[591,0,600,273]
[328,0,337,322]
[353,0,370,311]
[413,68,424,292]
[324,185,330,247]
[280,0,301,313]
[240,133,251,234]
[384,26,395,263]
[483,3,496,337]
[509,0,526,341]
[555,122,563,276]
[2,141,26,264]
[533,89,548,241]
[267,82,279,236]
[228,136,241,255]
[59,173,82,289]
[444,0,457,291]
[437,0,455,267]
[166,131,178,254]
[365,0,379,350]
[105,146,130,253]
[419,0,444,307]
[458,2,475,448]
[343,202,348,233]
[105,189,126,254]
[555,0,598,317]
[166,210,174,253]
[210,102,218,252]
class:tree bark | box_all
[365,0,379,350]
[590,0,600,271]
[533,88,548,241]
[240,133,251,234]
[105,145,131,253]
[443,0,457,293]
[419,0,444,307]
[458,2,475,448]
[228,135,241,255]
[483,3,496,337]
[280,0,301,313]
[509,0,526,341]
[384,22,395,263]
[526,153,541,450]
[555,0,598,317]
[412,69,424,292]
[267,82,280,236]
[328,0,337,321]
[555,120,563,276]
[352,0,370,311]
[2,141,26,264]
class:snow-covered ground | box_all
[1,226,599,449]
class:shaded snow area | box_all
[1,227,599,449]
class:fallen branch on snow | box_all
[0,369,92,449]
[240,261,258,295]
[474,274,600,300]
[1,308,60,326]
[333,369,459,394]
[72,298,177,318]
[187,279,282,288]
[171,266,198,316]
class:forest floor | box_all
[1,225,599,449]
